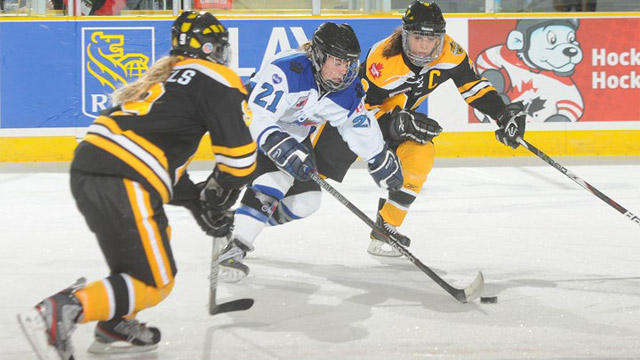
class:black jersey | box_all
[71,58,257,204]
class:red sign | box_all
[194,0,232,10]
[468,18,640,123]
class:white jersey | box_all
[248,50,385,162]
[476,45,584,122]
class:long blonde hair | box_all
[111,55,181,105]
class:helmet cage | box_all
[401,29,445,67]
[310,45,360,92]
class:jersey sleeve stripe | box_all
[95,117,169,169]
[457,79,484,93]
[85,134,171,203]
[464,85,495,104]
[461,81,496,103]
[85,116,172,203]
[215,152,257,169]
[173,154,195,186]
[211,142,257,157]
[88,122,171,190]
[217,162,257,178]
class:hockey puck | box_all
[480,296,498,304]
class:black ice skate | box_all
[367,199,411,257]
[17,278,85,360]
[87,318,161,354]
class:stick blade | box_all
[459,271,485,303]
[210,298,254,316]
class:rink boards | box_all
[0,13,639,161]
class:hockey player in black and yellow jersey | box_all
[351,1,525,256]
[17,12,256,360]
[360,1,526,256]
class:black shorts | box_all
[313,124,358,183]
[70,170,176,288]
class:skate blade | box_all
[219,267,247,283]
[17,310,63,360]
[87,340,158,354]
[367,239,401,257]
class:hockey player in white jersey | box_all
[216,22,404,281]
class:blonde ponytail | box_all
[111,56,181,105]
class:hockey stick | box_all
[517,137,640,227]
[310,172,484,303]
[209,237,254,315]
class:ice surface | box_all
[1,158,639,360]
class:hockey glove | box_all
[495,102,526,149]
[368,145,404,191]
[262,130,317,182]
[387,108,443,144]
[195,205,235,238]
[198,170,241,212]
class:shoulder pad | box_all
[270,52,316,93]
[437,35,469,65]
[365,36,411,88]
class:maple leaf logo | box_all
[369,63,383,79]
[512,79,536,99]
[526,97,547,115]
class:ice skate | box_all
[218,238,251,283]
[87,318,160,354]
[367,212,411,257]
[17,278,85,360]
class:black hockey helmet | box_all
[402,1,446,35]
[401,1,446,66]
[170,11,230,65]
[310,22,361,92]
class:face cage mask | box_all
[313,50,360,92]
[205,42,231,66]
[401,29,445,67]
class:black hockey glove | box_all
[193,171,241,238]
[193,202,235,238]
[262,130,317,181]
[387,108,442,144]
[368,145,404,191]
[198,170,241,212]
[495,102,526,149]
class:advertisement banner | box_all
[0,16,639,161]
[81,27,156,118]
[468,17,640,123]
[0,18,403,130]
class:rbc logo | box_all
[81,27,155,119]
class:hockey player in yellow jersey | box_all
[17,12,256,360]
[360,1,526,256]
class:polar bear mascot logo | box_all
[475,19,584,122]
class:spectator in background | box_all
[62,0,126,15]
[553,0,596,11]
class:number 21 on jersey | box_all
[253,83,283,113]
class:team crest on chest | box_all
[449,41,464,55]
[369,63,383,79]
